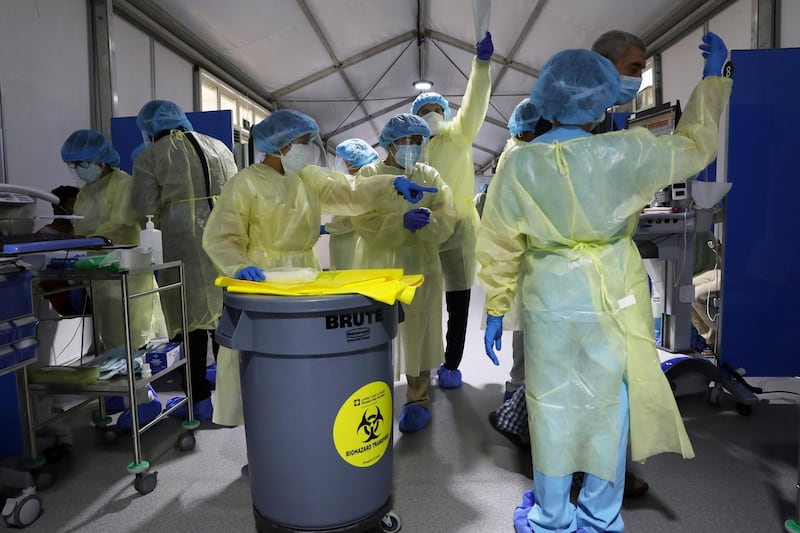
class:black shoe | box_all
[488,411,530,450]
[624,472,649,498]
[572,471,650,499]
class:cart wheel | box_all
[133,471,158,495]
[43,443,72,464]
[92,414,113,428]
[785,518,800,532]
[6,495,42,528]
[176,431,195,452]
[103,428,119,445]
[34,469,54,491]
[735,402,753,416]
[707,386,722,407]
[381,511,401,532]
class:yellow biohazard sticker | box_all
[333,381,392,468]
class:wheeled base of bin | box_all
[254,499,401,533]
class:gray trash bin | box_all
[216,291,399,533]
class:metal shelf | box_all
[27,358,187,394]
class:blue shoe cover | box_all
[205,364,217,384]
[166,396,213,421]
[116,398,162,432]
[436,364,462,389]
[513,490,536,533]
[107,385,156,414]
[194,397,214,420]
[398,403,431,433]
[105,395,125,414]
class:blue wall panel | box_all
[111,110,233,174]
[723,48,800,375]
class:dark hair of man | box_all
[51,185,80,205]
[591,30,646,62]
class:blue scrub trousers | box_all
[528,382,629,533]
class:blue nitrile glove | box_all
[700,32,727,78]
[403,208,431,233]
[484,313,503,365]
[320,224,328,235]
[476,31,494,61]
[235,266,266,282]
[394,176,438,204]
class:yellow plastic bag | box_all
[215,269,424,305]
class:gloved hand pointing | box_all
[700,32,728,78]
[476,31,494,61]
[484,313,503,365]
[403,208,431,233]
[394,176,438,204]
[235,266,266,282]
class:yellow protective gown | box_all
[351,161,456,378]
[73,168,166,350]
[477,76,732,481]
[131,130,238,337]
[202,163,413,426]
[427,58,491,291]
[326,216,358,270]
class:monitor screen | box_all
[626,102,681,136]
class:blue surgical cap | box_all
[252,109,319,154]
[61,129,120,168]
[531,49,620,126]
[136,100,194,138]
[335,138,379,168]
[508,98,541,135]
[378,114,431,149]
[411,92,451,120]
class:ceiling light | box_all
[413,80,433,91]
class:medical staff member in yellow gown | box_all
[61,129,167,429]
[350,114,456,433]
[409,31,493,389]
[202,109,437,427]
[325,138,380,270]
[479,34,731,533]
[132,100,239,421]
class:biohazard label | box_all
[333,381,392,468]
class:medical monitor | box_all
[627,102,687,208]
[626,101,681,136]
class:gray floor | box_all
[8,285,800,533]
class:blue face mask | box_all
[394,144,422,171]
[75,164,103,183]
[615,75,643,105]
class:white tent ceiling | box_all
[120,0,735,173]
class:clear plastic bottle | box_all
[139,215,163,265]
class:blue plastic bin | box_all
[0,271,33,321]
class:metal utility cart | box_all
[0,261,42,528]
[28,259,197,495]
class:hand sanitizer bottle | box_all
[139,215,163,265]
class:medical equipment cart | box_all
[0,257,42,528]
[27,259,196,496]
[0,261,43,528]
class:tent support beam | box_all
[273,32,416,99]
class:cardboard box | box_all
[145,341,182,373]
